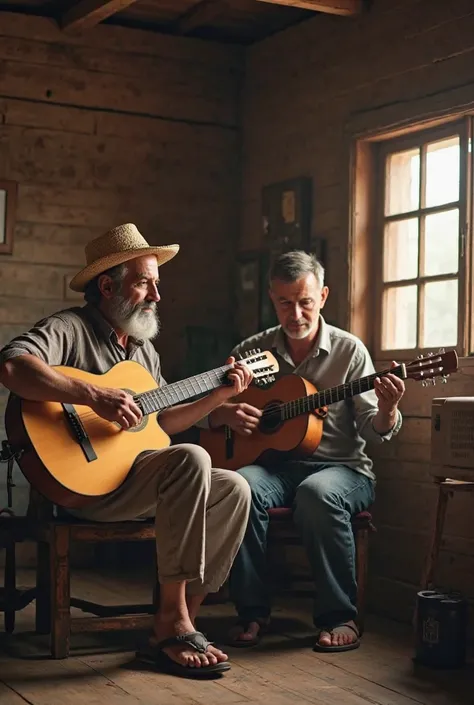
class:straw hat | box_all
[69,223,179,292]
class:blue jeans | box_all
[228,461,375,628]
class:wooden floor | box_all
[0,570,473,705]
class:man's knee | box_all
[236,465,270,508]
[227,471,252,507]
[165,443,212,480]
[294,477,341,526]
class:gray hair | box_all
[269,250,325,289]
[84,263,128,305]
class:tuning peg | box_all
[417,354,424,360]
[441,375,448,383]
[438,347,445,354]
[427,352,433,357]
[256,347,261,353]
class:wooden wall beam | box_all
[255,0,364,16]
[60,0,139,31]
[177,0,227,35]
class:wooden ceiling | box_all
[0,0,364,43]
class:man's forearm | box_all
[372,407,398,435]
[158,390,230,436]
[0,354,96,405]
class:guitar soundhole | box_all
[259,401,284,435]
[114,388,149,433]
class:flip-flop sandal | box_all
[227,618,269,648]
[136,631,231,679]
[313,623,360,653]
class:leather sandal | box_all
[313,622,360,653]
[136,631,231,679]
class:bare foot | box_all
[228,619,268,645]
[152,618,228,668]
[317,620,359,649]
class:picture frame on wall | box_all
[0,180,18,255]
[262,176,312,255]
[236,251,261,340]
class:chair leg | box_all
[36,541,51,635]
[50,526,71,659]
[4,541,16,634]
[355,527,368,636]
[420,485,449,590]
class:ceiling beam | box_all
[60,0,139,31]
[255,0,364,16]
[176,0,227,35]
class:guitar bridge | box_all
[62,403,97,463]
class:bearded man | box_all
[0,223,252,679]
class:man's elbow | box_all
[0,359,16,387]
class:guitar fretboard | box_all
[135,365,232,415]
[281,366,404,421]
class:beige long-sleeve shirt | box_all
[228,316,402,481]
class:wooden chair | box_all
[0,511,37,633]
[2,491,157,659]
[266,507,375,634]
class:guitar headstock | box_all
[404,348,459,386]
[238,349,279,385]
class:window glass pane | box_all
[425,137,460,208]
[423,209,459,276]
[385,148,420,216]
[421,279,458,348]
[384,218,418,282]
[382,285,417,350]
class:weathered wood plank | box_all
[0,657,145,705]
[0,11,243,66]
[0,33,242,85]
[61,0,139,31]
[0,682,29,704]
[0,262,77,299]
[2,98,96,134]
[255,0,363,15]
[0,59,237,126]
[0,297,70,324]
[82,651,246,705]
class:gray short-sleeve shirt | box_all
[0,304,165,385]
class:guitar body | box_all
[199,375,324,470]
[5,360,170,509]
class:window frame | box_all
[372,117,471,361]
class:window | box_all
[375,121,470,357]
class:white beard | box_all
[282,320,317,340]
[108,296,160,341]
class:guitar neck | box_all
[135,365,232,415]
[283,365,406,420]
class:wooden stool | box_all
[420,478,474,591]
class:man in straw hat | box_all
[0,223,253,679]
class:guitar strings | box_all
[259,367,398,421]
[75,367,236,422]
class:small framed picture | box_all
[236,251,261,339]
[0,180,18,255]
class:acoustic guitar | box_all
[199,350,459,471]
[4,350,278,509]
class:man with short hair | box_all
[0,223,252,678]
[207,250,405,653]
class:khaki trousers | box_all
[70,444,251,594]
